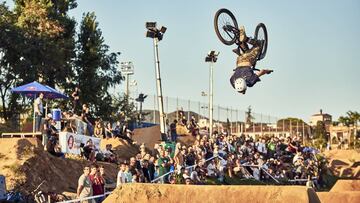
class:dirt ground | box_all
[103,184,320,203]
[330,180,360,192]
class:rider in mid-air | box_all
[230,26,273,94]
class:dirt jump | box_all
[132,125,196,149]
[317,179,360,203]
[0,137,138,195]
[103,184,320,203]
[322,149,360,178]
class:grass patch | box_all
[0,152,6,159]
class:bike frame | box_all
[223,25,260,71]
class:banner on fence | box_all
[59,132,101,155]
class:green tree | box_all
[314,120,326,140]
[346,111,360,148]
[75,12,122,119]
[14,0,77,88]
[0,2,28,122]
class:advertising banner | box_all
[59,132,101,155]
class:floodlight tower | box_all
[205,51,219,137]
[145,22,167,140]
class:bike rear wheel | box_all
[214,8,238,45]
[254,23,268,60]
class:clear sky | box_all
[6,0,360,121]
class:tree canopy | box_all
[0,0,131,126]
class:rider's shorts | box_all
[230,66,260,88]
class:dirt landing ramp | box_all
[317,192,360,203]
[330,180,360,192]
[103,184,320,203]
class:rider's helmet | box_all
[234,77,247,93]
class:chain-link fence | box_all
[139,95,311,139]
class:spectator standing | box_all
[89,165,105,203]
[82,104,94,136]
[34,93,44,132]
[77,166,93,203]
[170,120,178,142]
[117,163,127,187]
[71,86,81,115]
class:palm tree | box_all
[347,111,360,149]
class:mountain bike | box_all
[214,8,268,61]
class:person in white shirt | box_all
[117,163,127,187]
[34,93,44,132]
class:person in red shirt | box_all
[89,164,105,203]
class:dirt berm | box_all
[103,184,320,203]
[0,137,139,194]
[317,180,360,203]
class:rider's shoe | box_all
[262,69,273,74]
[239,26,248,42]
[232,48,241,55]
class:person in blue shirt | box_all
[230,26,273,94]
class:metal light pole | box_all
[120,62,134,97]
[146,22,167,140]
[205,51,219,137]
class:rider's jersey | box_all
[230,66,260,88]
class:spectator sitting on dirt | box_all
[113,121,122,137]
[188,115,199,136]
[102,144,116,163]
[104,122,114,139]
[46,136,64,158]
[94,120,104,139]
[83,139,96,162]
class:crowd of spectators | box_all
[115,129,321,189]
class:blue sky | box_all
[6,0,360,121]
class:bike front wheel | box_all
[254,23,268,60]
[214,8,239,45]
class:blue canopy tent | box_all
[11,81,68,133]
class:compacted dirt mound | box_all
[103,184,320,203]
[330,180,360,192]
[100,138,139,160]
[323,149,360,178]
[177,135,196,147]
[0,138,118,194]
[132,125,161,149]
[317,192,360,203]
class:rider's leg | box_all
[255,69,273,77]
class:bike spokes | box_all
[214,8,238,45]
